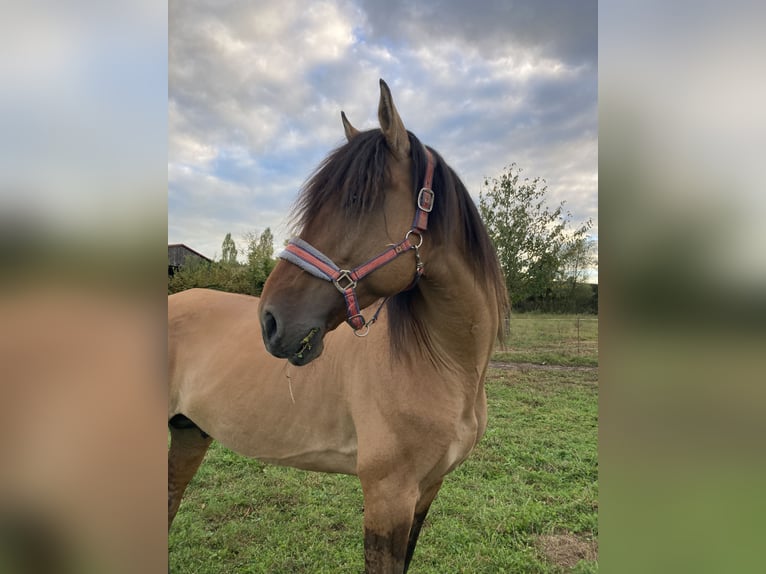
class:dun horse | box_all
[168,80,508,573]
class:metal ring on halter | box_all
[353,324,370,337]
[350,315,370,337]
[404,229,424,249]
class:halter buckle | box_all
[417,187,434,212]
[333,270,357,293]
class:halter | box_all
[278,147,436,336]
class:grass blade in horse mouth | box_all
[294,327,320,361]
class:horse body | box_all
[169,288,358,473]
[169,80,507,573]
[168,277,493,477]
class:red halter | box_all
[278,148,436,336]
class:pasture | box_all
[169,313,598,573]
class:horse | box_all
[168,79,508,573]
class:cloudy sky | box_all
[169,0,598,280]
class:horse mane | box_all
[293,130,508,364]
[293,130,389,232]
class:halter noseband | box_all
[278,147,436,336]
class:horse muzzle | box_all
[259,305,327,366]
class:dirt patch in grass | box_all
[535,532,598,569]
[490,360,597,373]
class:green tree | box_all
[479,164,593,311]
[221,232,238,265]
[243,227,276,295]
[169,230,277,296]
[168,256,225,294]
[558,238,596,287]
[555,237,598,312]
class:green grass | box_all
[494,314,598,367]
[169,314,598,573]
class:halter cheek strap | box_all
[280,232,423,333]
[278,147,436,336]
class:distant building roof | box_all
[168,244,213,267]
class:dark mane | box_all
[293,130,508,363]
[293,130,389,233]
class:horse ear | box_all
[341,111,360,141]
[378,79,410,159]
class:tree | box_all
[243,227,276,295]
[221,232,238,265]
[558,237,597,286]
[168,230,277,296]
[168,256,226,294]
[556,237,598,312]
[479,164,593,311]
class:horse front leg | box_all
[168,415,212,529]
[360,476,419,574]
[403,479,443,573]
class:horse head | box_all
[259,80,432,365]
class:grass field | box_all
[169,313,598,573]
[495,313,598,367]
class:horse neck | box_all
[413,246,499,377]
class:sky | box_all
[168,0,598,281]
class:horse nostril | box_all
[262,310,278,343]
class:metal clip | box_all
[413,244,424,274]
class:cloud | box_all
[355,0,597,66]
[169,0,597,276]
